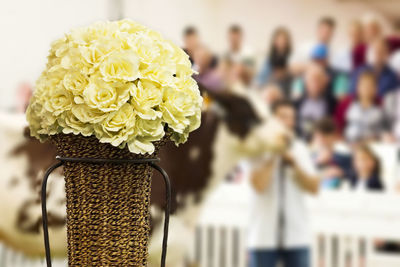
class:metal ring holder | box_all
[41,156,171,267]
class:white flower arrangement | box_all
[26,20,202,154]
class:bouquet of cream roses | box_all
[27,19,202,154]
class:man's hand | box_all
[315,149,333,165]
[381,132,396,143]
[284,151,320,195]
[282,151,296,167]
[250,156,277,193]
[322,166,343,178]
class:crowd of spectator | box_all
[185,15,400,192]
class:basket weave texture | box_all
[51,134,166,266]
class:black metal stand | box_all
[41,156,171,267]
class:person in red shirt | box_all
[349,20,367,70]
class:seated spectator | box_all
[292,42,348,101]
[345,70,384,142]
[362,14,383,45]
[383,76,400,142]
[350,38,399,98]
[192,46,224,92]
[291,16,336,72]
[333,93,356,135]
[228,60,257,95]
[311,119,352,189]
[182,26,218,68]
[212,56,234,88]
[16,82,32,113]
[296,63,336,139]
[349,144,384,191]
[257,27,292,97]
[261,83,284,106]
[362,15,400,58]
[182,26,200,64]
[310,43,332,85]
[386,19,400,53]
[349,20,367,70]
[310,43,349,99]
[224,24,255,67]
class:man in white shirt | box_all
[248,100,320,267]
[225,24,255,66]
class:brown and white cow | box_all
[0,86,288,266]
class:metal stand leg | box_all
[41,161,63,267]
[41,158,171,267]
[150,163,171,267]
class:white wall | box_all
[0,0,110,110]
[123,0,391,53]
[0,0,392,110]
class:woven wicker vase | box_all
[51,134,166,266]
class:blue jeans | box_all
[249,247,310,267]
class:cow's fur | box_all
[0,113,66,257]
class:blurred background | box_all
[1,0,400,266]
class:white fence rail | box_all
[189,184,400,267]
[0,243,66,267]
[2,185,400,267]
[191,226,247,267]
[309,191,400,267]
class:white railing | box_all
[2,186,400,267]
[189,183,400,267]
[189,183,251,267]
[309,191,400,267]
[0,243,66,267]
